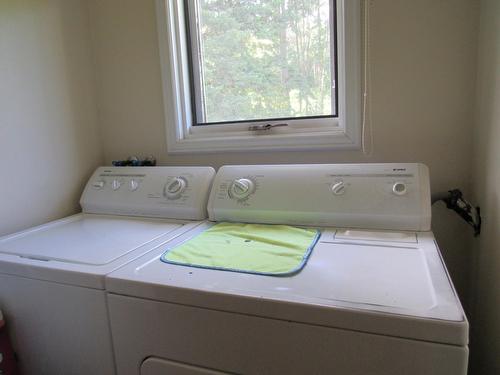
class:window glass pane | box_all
[193,0,336,124]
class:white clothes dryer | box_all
[106,164,468,375]
[0,166,215,375]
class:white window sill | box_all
[166,128,360,154]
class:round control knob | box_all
[331,181,346,196]
[92,180,105,190]
[392,181,407,196]
[128,179,139,191]
[164,177,187,199]
[111,179,121,191]
[229,178,255,200]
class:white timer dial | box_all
[229,178,255,200]
[164,177,187,199]
[111,179,121,191]
[331,181,346,196]
[392,181,407,196]
[92,180,105,190]
[128,179,140,191]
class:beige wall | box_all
[89,0,479,307]
[2,0,497,372]
[0,0,103,236]
[470,0,500,373]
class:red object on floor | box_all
[0,310,18,375]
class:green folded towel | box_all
[161,222,320,276]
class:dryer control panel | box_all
[81,166,215,220]
[208,164,431,231]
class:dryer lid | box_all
[0,214,183,266]
[106,224,468,346]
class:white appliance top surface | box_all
[0,214,182,265]
[106,222,468,346]
[0,214,203,289]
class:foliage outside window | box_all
[190,0,337,125]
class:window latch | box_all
[248,123,289,131]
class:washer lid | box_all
[0,214,183,266]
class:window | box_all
[156,0,361,153]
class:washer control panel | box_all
[208,164,431,231]
[81,166,215,220]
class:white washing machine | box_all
[106,163,469,375]
[0,166,215,375]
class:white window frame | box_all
[156,0,361,154]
